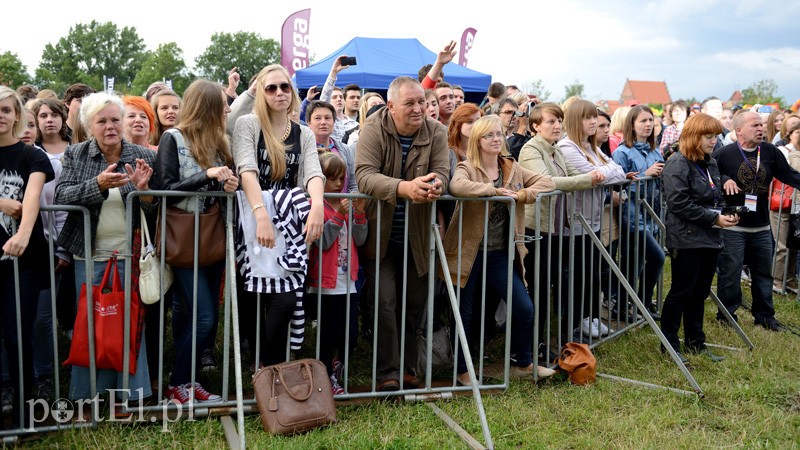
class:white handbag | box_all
[139,210,173,304]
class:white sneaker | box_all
[594,318,612,336]
[581,317,600,338]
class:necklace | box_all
[281,118,291,141]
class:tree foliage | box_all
[563,79,584,102]
[131,43,192,96]
[35,20,146,93]
[0,51,31,87]
[195,32,279,94]
[741,79,784,107]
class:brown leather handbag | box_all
[253,358,337,435]
[155,202,226,268]
[557,342,597,385]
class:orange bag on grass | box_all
[557,342,597,385]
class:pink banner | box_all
[281,9,311,77]
[458,27,477,67]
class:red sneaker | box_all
[187,382,221,403]
[166,384,191,405]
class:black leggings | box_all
[238,284,297,367]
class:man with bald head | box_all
[712,111,800,331]
[356,76,450,391]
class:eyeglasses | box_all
[265,83,292,94]
[480,132,505,140]
[499,110,516,116]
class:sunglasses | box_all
[265,83,292,94]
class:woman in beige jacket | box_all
[518,103,604,352]
[444,116,555,385]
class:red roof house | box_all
[620,79,672,105]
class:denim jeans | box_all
[455,250,533,374]
[170,263,223,386]
[33,287,55,379]
[716,228,775,322]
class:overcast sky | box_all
[5,0,799,105]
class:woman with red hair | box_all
[447,103,483,177]
[661,113,739,362]
[122,96,158,150]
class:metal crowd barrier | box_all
[529,177,750,396]
[120,191,245,449]
[767,180,798,297]
[1,205,94,443]
[7,178,764,447]
[530,179,662,359]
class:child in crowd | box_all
[306,151,366,395]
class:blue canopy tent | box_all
[293,37,491,101]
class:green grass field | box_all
[19,263,800,449]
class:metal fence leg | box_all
[575,213,704,396]
[432,224,494,450]
[708,290,754,350]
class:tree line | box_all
[0,20,790,108]
[0,20,280,97]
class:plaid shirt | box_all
[658,124,681,154]
[55,139,157,258]
[332,116,358,142]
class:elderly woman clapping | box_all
[55,92,156,402]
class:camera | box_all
[721,206,748,215]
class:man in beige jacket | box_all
[355,76,450,391]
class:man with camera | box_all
[355,76,450,391]
[494,98,530,160]
[713,111,800,331]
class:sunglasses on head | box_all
[265,82,291,94]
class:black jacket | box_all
[662,152,726,250]
[506,132,530,160]
[152,131,225,209]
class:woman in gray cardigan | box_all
[231,64,324,367]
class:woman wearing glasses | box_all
[444,115,555,385]
[232,64,324,367]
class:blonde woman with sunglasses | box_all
[231,64,324,367]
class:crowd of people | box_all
[1,44,798,427]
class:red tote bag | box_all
[64,256,142,374]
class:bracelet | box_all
[251,203,265,213]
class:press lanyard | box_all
[737,143,760,175]
[693,163,716,190]
[694,163,719,206]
